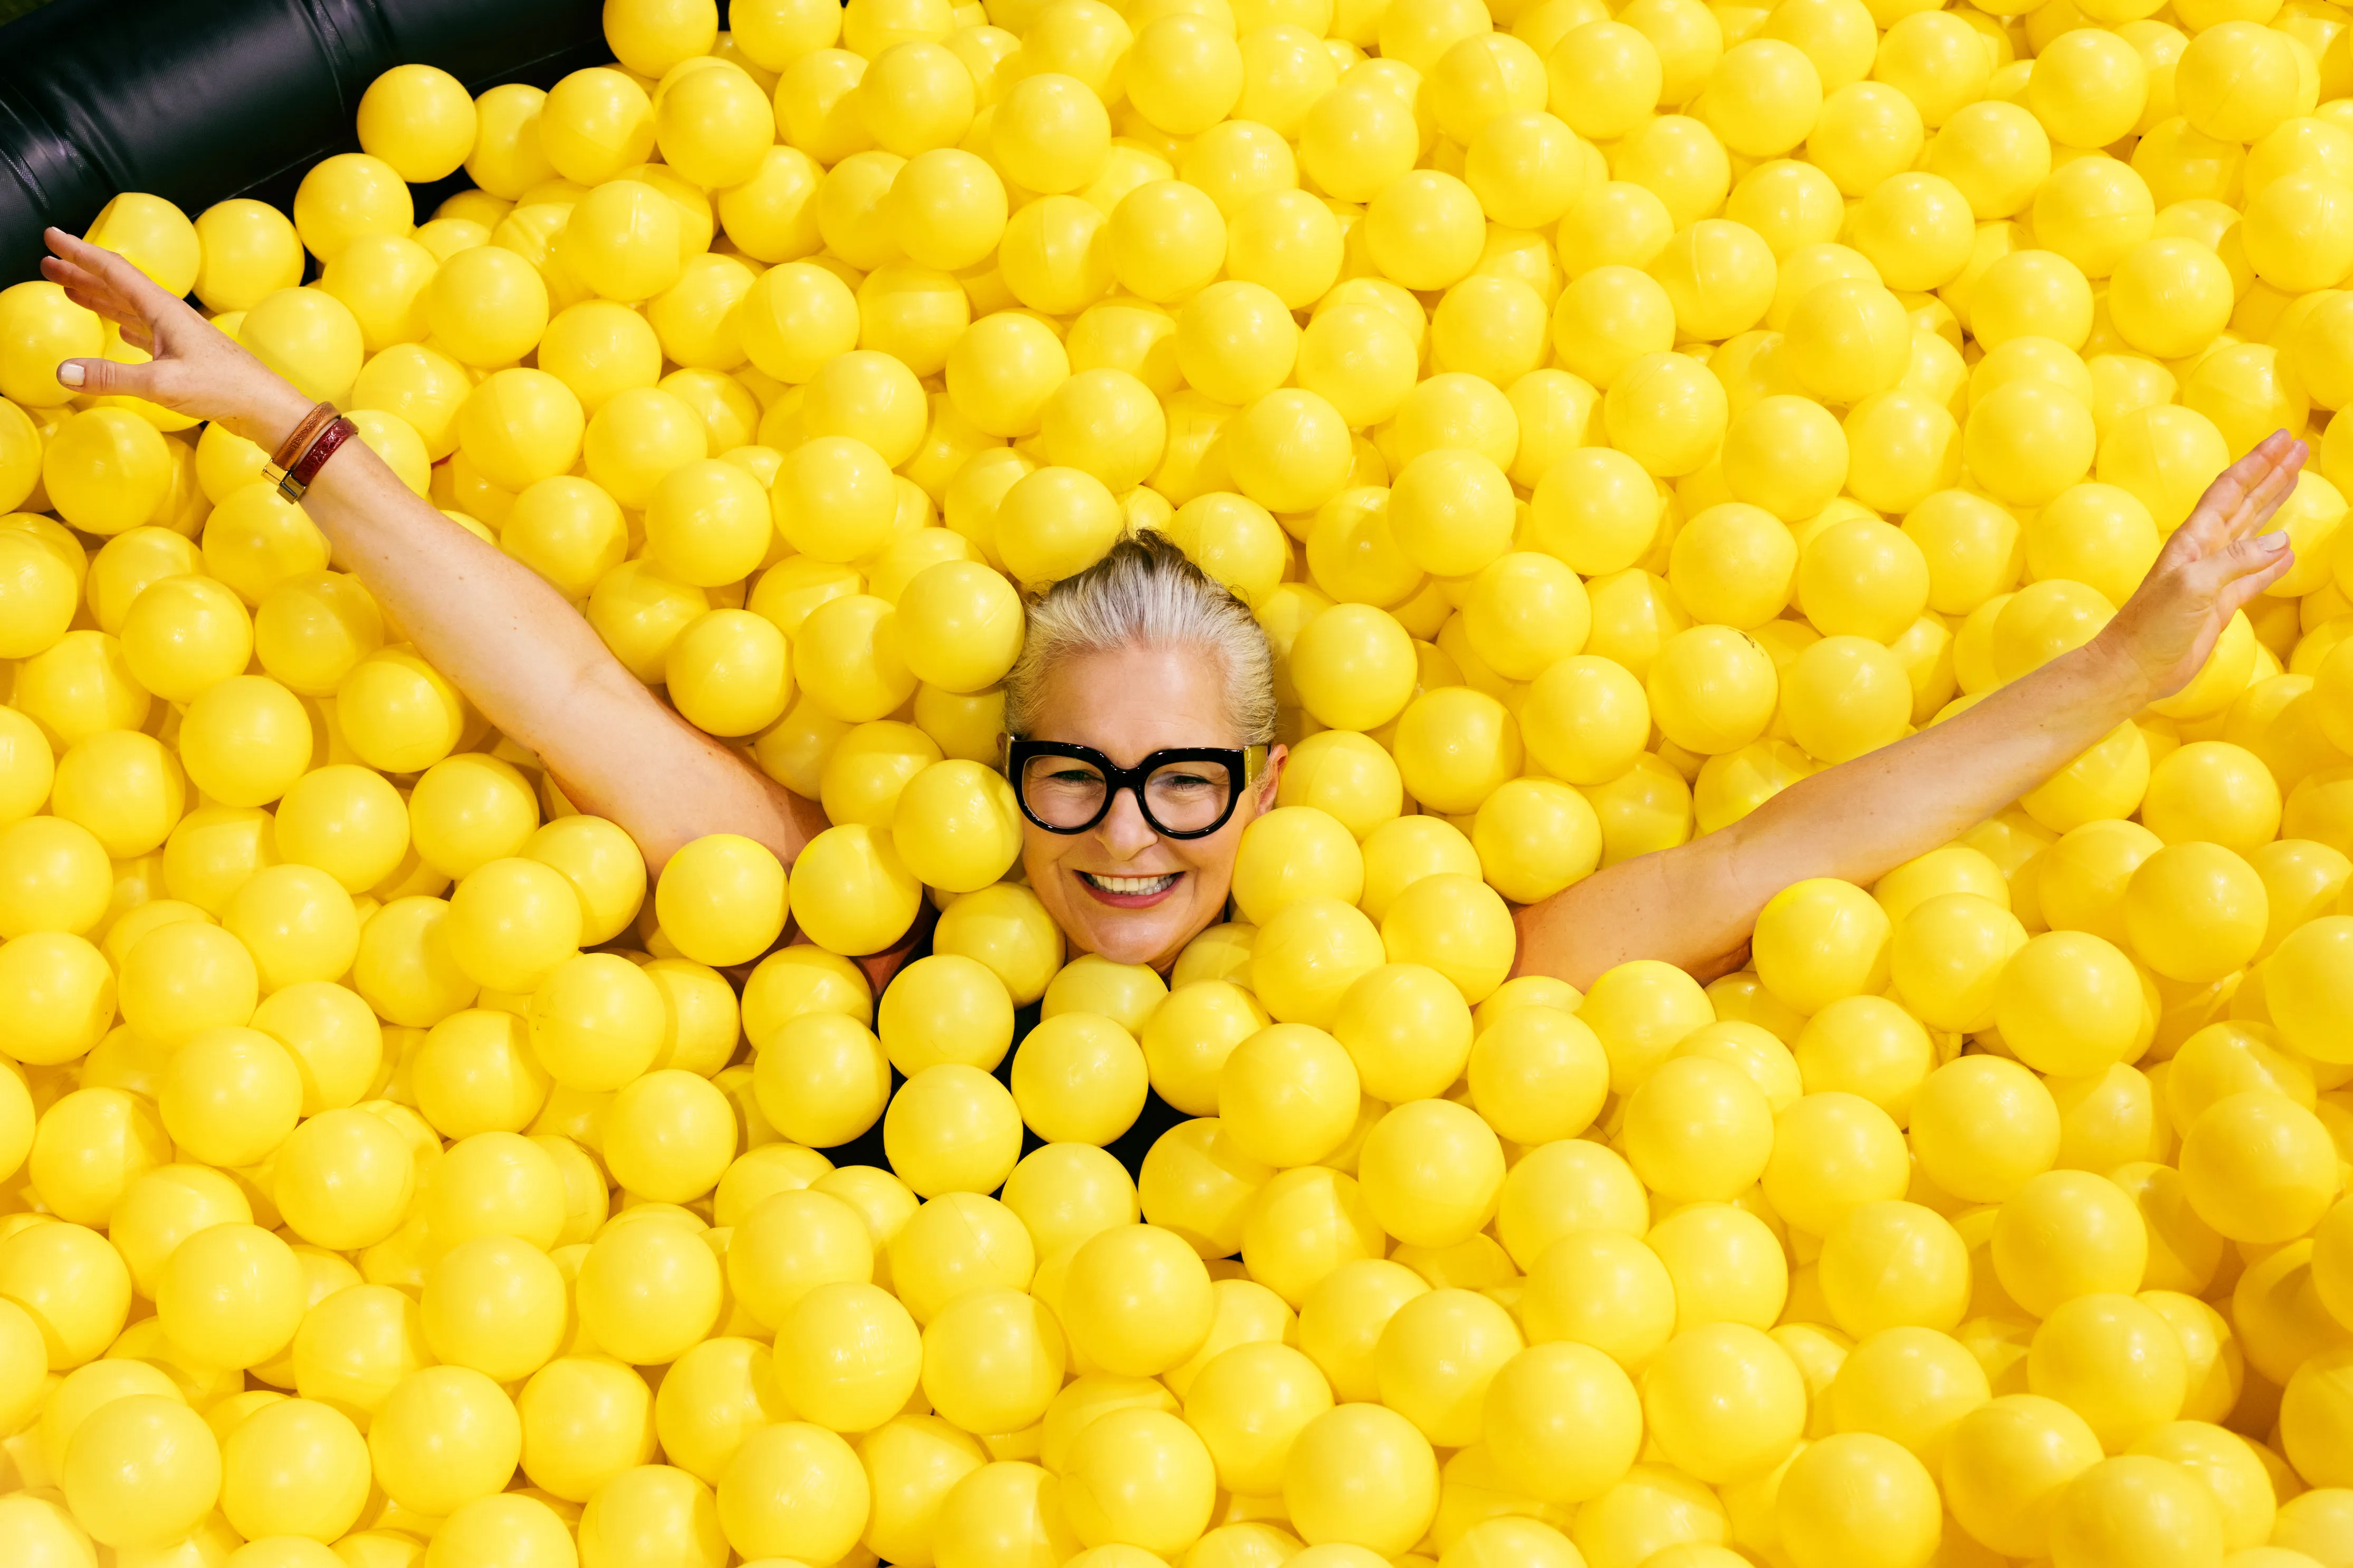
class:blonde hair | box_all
[1003,532,1278,746]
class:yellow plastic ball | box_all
[1058,1223,1215,1378]
[1373,1287,1525,1450]
[1642,1322,1806,1484]
[917,1285,1066,1440]
[2025,1295,2188,1453]
[270,1107,414,1252]
[1391,685,1523,815]
[1994,928,2145,1076]
[573,1220,723,1371]
[990,467,1123,591]
[157,1023,303,1168]
[455,368,585,488]
[1464,1002,1608,1147]
[2178,1090,2341,1245]
[357,63,477,181]
[1011,1012,1150,1146]
[993,72,1113,194]
[894,559,1022,696]
[423,250,546,378]
[1219,1022,1362,1168]
[2048,1454,2226,1568]
[883,1062,1024,1199]
[1940,1394,2103,1559]
[1481,1340,1641,1504]
[155,1222,304,1372]
[540,66,657,186]
[1356,1099,1506,1248]
[1283,1403,1440,1557]
[118,916,261,1045]
[0,280,102,409]
[2030,153,2157,281]
[2175,21,2297,145]
[61,1393,220,1548]
[1603,351,1729,478]
[418,1233,565,1384]
[786,821,922,957]
[666,609,793,738]
[1988,1168,2148,1321]
[291,151,413,263]
[519,953,659,1093]
[441,857,579,995]
[193,199,305,313]
[654,833,787,968]
[1057,1406,1216,1557]
[0,1219,132,1369]
[1621,1054,1775,1204]
[653,60,773,186]
[1164,491,1288,607]
[40,408,169,537]
[1774,1431,1943,1568]
[603,1069,736,1204]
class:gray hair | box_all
[1003,532,1278,746]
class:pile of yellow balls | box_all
[8,0,2353,1562]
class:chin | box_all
[1083,915,1191,968]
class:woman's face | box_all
[1016,642,1285,973]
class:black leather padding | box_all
[0,0,617,284]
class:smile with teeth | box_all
[1080,871,1180,894]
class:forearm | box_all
[1514,630,2151,987]
[294,430,620,753]
[1724,629,2149,898]
[248,395,827,870]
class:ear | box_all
[1256,742,1289,809]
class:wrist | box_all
[2081,626,2157,713]
[223,379,318,455]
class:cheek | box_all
[1020,829,1065,886]
[1175,828,1240,881]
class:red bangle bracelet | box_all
[278,416,356,503]
[270,401,338,470]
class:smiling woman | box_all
[1003,533,1285,971]
[36,219,2307,1051]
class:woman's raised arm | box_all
[1513,431,2309,990]
[42,227,827,872]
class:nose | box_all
[1094,783,1161,860]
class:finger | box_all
[37,256,131,314]
[2216,551,2298,621]
[2218,441,2307,541]
[2196,526,2294,596]
[2180,431,2299,550]
[55,356,158,399]
[43,226,189,326]
[2179,432,2293,549]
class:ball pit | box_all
[1,0,2351,1562]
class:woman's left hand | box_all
[2099,429,2306,704]
[39,226,311,448]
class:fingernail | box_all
[56,362,82,388]
[2260,530,2290,550]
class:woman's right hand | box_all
[40,226,313,451]
[2099,428,2306,705]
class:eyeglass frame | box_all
[1003,737,1270,840]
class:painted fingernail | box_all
[2260,531,2290,550]
[56,362,83,388]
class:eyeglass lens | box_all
[1018,752,1239,834]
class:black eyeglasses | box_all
[1005,739,1267,840]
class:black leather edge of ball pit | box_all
[0,0,631,284]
